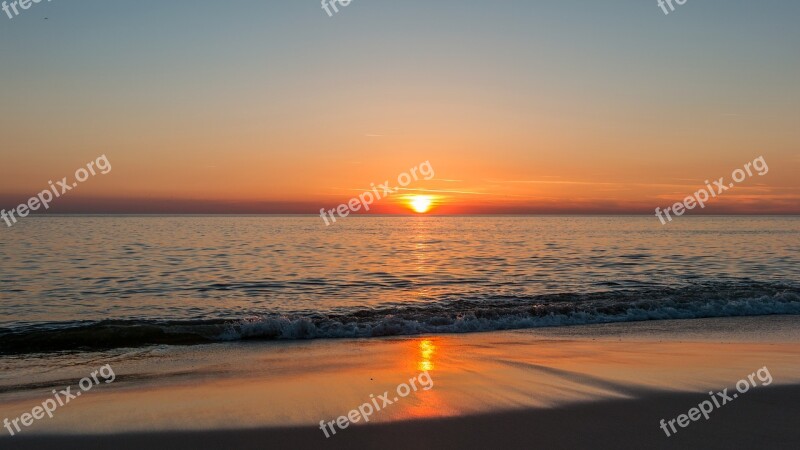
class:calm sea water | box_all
[1,216,798,354]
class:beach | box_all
[2,315,799,449]
[3,0,800,448]
[1,218,797,449]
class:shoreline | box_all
[2,384,799,450]
[1,316,799,448]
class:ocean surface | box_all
[0,216,798,355]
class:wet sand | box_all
[3,384,799,450]
[1,316,799,449]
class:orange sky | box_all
[1,1,798,215]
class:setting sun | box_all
[409,195,433,214]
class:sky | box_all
[0,0,798,214]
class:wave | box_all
[1,281,799,355]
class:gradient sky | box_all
[1,0,798,214]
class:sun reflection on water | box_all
[418,339,436,372]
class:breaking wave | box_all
[1,281,798,355]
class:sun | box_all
[409,195,433,214]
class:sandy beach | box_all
[3,385,799,450]
[3,0,799,447]
[2,316,799,449]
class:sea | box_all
[1,216,798,355]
